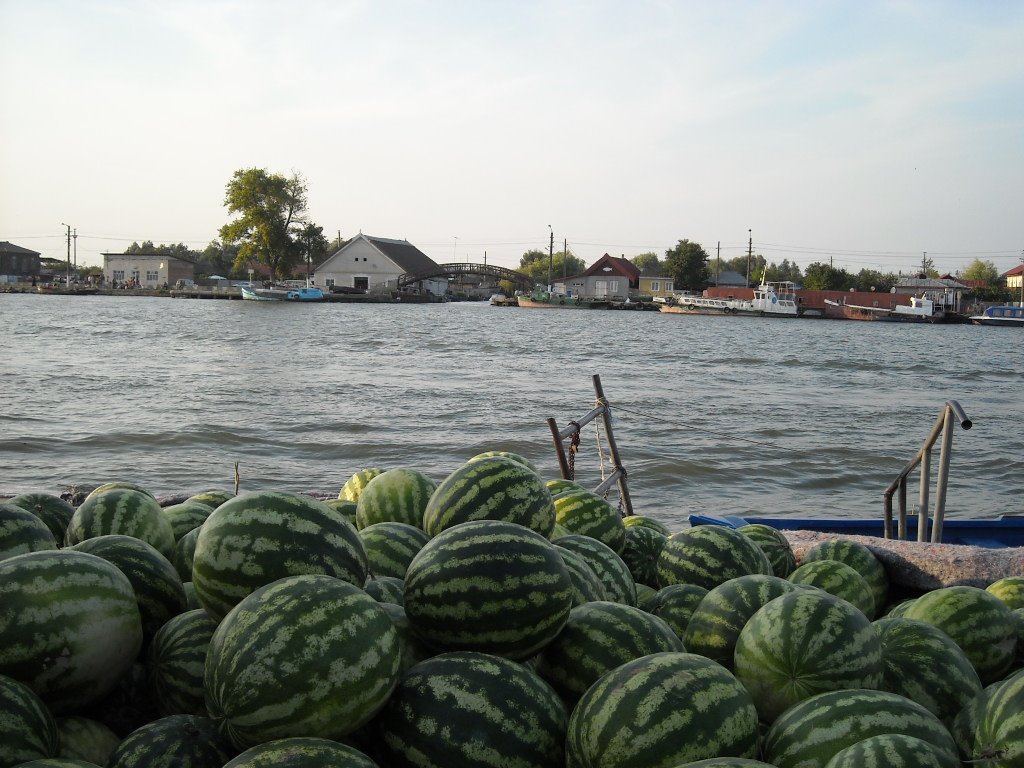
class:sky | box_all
[2,0,1023,277]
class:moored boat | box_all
[659,281,800,317]
[970,305,1024,327]
[241,285,324,302]
[824,294,967,323]
[516,289,609,309]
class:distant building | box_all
[894,275,967,311]
[0,241,41,280]
[637,266,675,299]
[708,270,748,288]
[1002,264,1024,292]
[314,234,447,296]
[101,252,195,287]
[562,254,641,300]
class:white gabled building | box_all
[314,234,447,296]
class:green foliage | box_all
[198,241,239,277]
[298,223,330,278]
[961,258,1000,283]
[664,239,710,290]
[764,258,803,283]
[630,252,661,272]
[518,249,586,284]
[850,269,898,293]
[803,262,854,291]
[219,168,312,281]
[125,241,198,260]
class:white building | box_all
[102,252,195,287]
[314,234,447,296]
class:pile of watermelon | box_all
[1,452,1023,768]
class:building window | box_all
[651,280,660,291]
[666,281,673,291]
[113,270,125,282]
[609,280,619,294]
[354,256,359,262]
[131,270,140,283]
[146,271,159,282]
[325,278,335,287]
[354,276,369,290]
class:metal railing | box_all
[883,400,972,543]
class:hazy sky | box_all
[2,0,1023,276]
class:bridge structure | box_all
[396,262,534,291]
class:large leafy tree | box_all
[518,249,586,284]
[664,239,710,290]
[630,252,662,272]
[961,258,999,283]
[803,262,855,291]
[219,168,311,281]
[298,223,331,280]
[199,240,239,277]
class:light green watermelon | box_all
[657,525,772,590]
[160,501,214,541]
[64,489,174,558]
[354,468,436,530]
[822,733,959,768]
[737,523,796,577]
[358,521,429,579]
[787,559,875,617]
[555,534,636,606]
[552,489,626,554]
[338,468,384,502]
[988,576,1024,610]
[802,539,888,617]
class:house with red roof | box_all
[561,254,641,300]
[1002,263,1024,292]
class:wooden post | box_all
[592,374,634,517]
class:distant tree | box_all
[298,223,331,280]
[850,269,898,293]
[961,258,999,284]
[125,241,199,260]
[219,168,311,281]
[518,249,585,284]
[664,239,710,291]
[764,258,803,283]
[324,233,349,255]
[803,262,856,291]
[199,240,238,276]
[630,252,662,272]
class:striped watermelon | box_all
[671,761,777,767]
[379,602,433,673]
[64,489,174,558]
[55,716,121,766]
[622,514,671,536]
[763,689,959,768]
[223,737,378,767]
[634,582,658,610]
[546,478,586,497]
[375,651,567,768]
[787,559,875,617]
[182,581,201,610]
[566,651,760,768]
[69,535,187,646]
[737,523,796,577]
[802,539,888,617]
[822,734,959,768]
[160,501,213,541]
[988,576,1024,610]
[9,492,76,542]
[902,585,1017,684]
[339,468,385,502]
[170,527,199,582]
[886,598,917,617]
[954,668,1024,766]
[364,575,405,605]
[358,521,430,579]
[83,482,155,503]
[534,600,683,705]
[552,489,626,554]
[0,550,143,713]
[403,520,573,659]
[184,489,233,509]
[422,456,555,538]
[191,490,368,620]
[205,574,401,749]
[873,616,982,727]
[146,608,219,716]
[682,574,800,669]
[648,583,709,639]
[657,525,772,591]
[354,468,436,530]
[324,498,358,525]
[13,760,102,767]
[469,450,540,473]
[557,547,609,606]
[733,589,884,723]
[555,534,636,606]
[107,714,235,768]
[620,525,666,587]
[0,501,58,561]
[0,672,59,766]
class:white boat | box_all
[659,280,799,317]
[240,285,324,302]
[824,294,966,323]
[970,305,1024,327]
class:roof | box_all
[1002,264,1024,278]
[365,235,438,273]
[100,251,196,264]
[583,253,641,281]
[895,276,967,289]
[0,241,41,257]
[709,270,748,287]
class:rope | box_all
[612,404,780,449]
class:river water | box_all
[1,293,1021,531]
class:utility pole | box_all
[61,223,71,285]
[563,238,568,281]
[547,225,554,292]
[716,241,720,286]
[73,228,77,278]
[746,229,752,288]
[1019,250,1023,307]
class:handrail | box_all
[883,400,972,543]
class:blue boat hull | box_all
[689,514,1024,549]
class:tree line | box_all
[118,166,1011,298]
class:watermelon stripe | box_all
[555,535,636,606]
[0,550,143,713]
[354,468,435,530]
[147,609,219,716]
[657,526,772,591]
[358,521,429,579]
[0,673,59,766]
[223,737,377,767]
[64,489,174,558]
[107,714,235,767]
[204,575,401,749]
